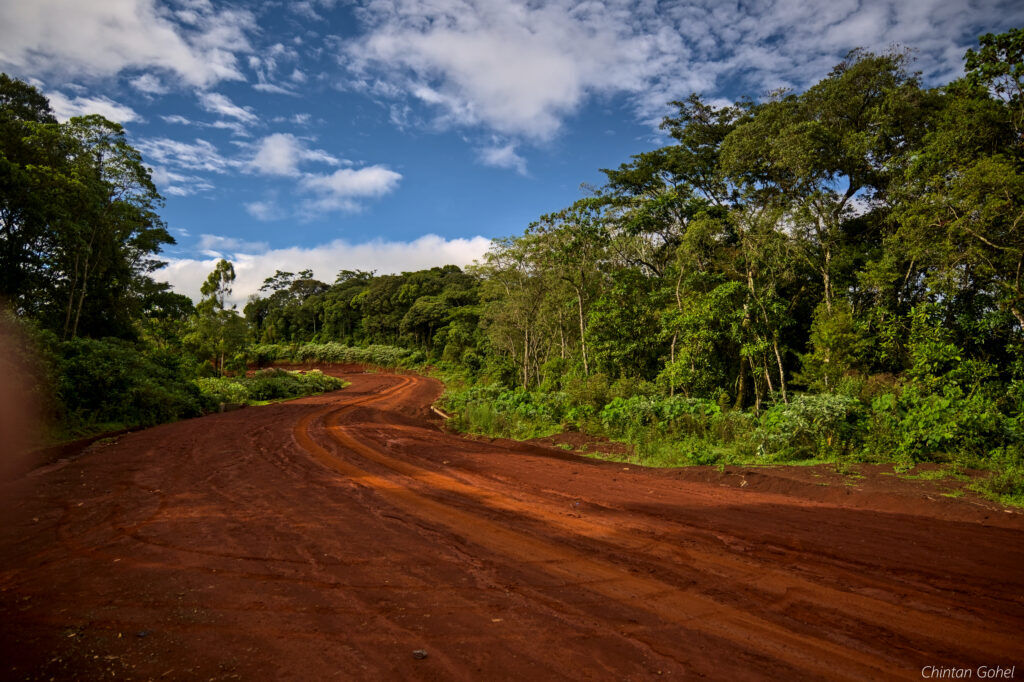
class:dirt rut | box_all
[1,369,1022,680]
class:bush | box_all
[194,377,249,404]
[54,337,209,433]
[195,368,346,404]
[866,384,1006,465]
[251,342,418,367]
[981,445,1024,504]
[599,395,721,438]
[753,393,864,462]
[441,384,564,439]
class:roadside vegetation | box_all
[2,30,1023,504]
[195,369,347,406]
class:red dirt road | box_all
[2,368,1023,680]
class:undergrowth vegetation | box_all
[50,336,208,438]
[248,343,423,368]
[437,371,1024,505]
[195,368,347,405]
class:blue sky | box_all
[1,0,1022,302]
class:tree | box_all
[58,115,172,339]
[527,199,609,375]
[890,30,1024,335]
[191,260,246,374]
[1,77,174,339]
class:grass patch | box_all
[898,467,967,481]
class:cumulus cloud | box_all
[344,0,1024,138]
[479,143,528,175]
[246,133,340,177]
[136,132,396,213]
[45,91,139,123]
[0,0,255,88]
[299,166,403,213]
[159,233,491,304]
[290,0,340,22]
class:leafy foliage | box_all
[195,369,346,405]
[52,336,209,435]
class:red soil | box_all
[2,368,1022,680]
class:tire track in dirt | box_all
[321,405,1020,663]
[4,368,1022,680]
[317,376,1024,663]
[295,374,943,681]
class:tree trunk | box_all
[523,327,529,389]
[71,226,100,340]
[63,251,80,340]
[749,356,762,414]
[558,310,566,359]
[772,335,788,403]
[734,353,746,410]
[822,245,833,314]
[575,287,589,376]
[71,255,90,339]
[669,332,677,397]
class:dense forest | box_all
[2,30,1023,502]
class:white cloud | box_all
[299,166,403,213]
[290,0,340,22]
[45,91,140,123]
[161,114,193,125]
[149,166,214,196]
[344,0,1024,138]
[130,73,168,95]
[246,133,340,177]
[249,42,300,94]
[479,143,527,176]
[198,91,258,124]
[253,82,296,95]
[208,119,251,137]
[245,200,284,221]
[159,234,491,304]
[136,133,396,212]
[196,233,269,256]
[135,137,234,174]
[0,0,255,88]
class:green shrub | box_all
[980,445,1024,504]
[248,342,417,367]
[866,384,1006,465]
[599,395,721,438]
[55,337,209,433]
[194,378,249,404]
[194,368,346,404]
[753,393,864,462]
